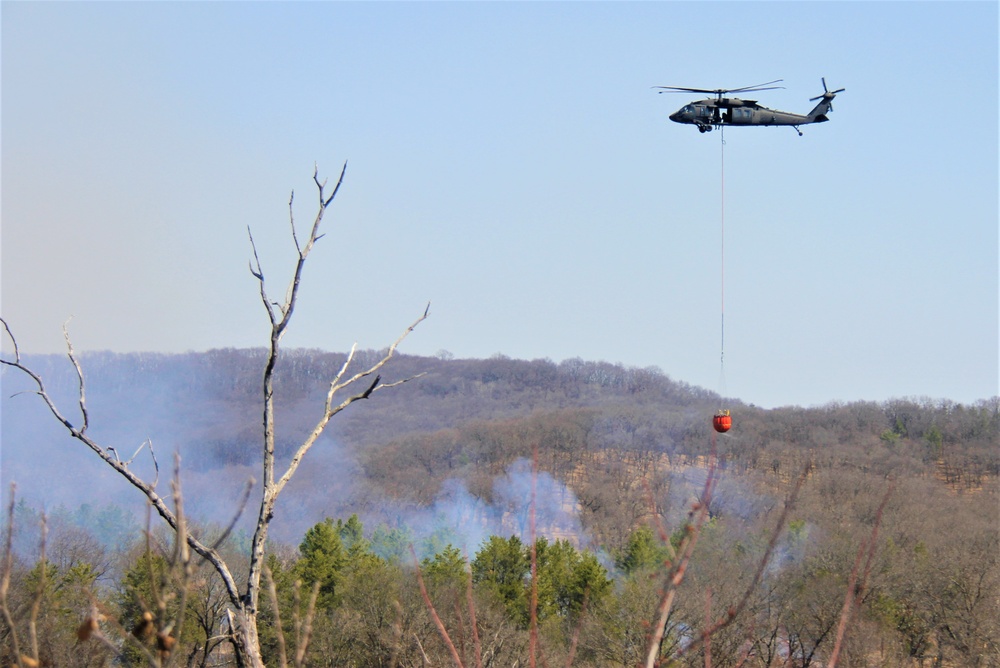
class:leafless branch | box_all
[120,440,160,489]
[564,589,589,668]
[413,632,433,666]
[0,322,243,610]
[62,319,90,435]
[703,589,712,668]
[210,478,256,551]
[288,190,300,255]
[465,554,482,668]
[167,456,192,664]
[0,484,23,664]
[680,464,811,661]
[263,566,289,668]
[529,446,539,668]
[1,318,21,363]
[292,580,319,668]
[315,161,347,209]
[826,482,893,668]
[643,454,717,668]
[413,546,465,668]
[27,512,47,664]
[325,306,431,402]
[247,227,278,327]
[273,305,431,498]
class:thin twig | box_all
[412,546,465,668]
[681,464,811,660]
[27,511,48,665]
[63,319,90,434]
[564,589,589,668]
[288,190,300,254]
[703,589,712,668]
[0,485,22,664]
[293,581,320,668]
[165,456,192,665]
[826,483,893,668]
[643,453,718,668]
[465,557,482,668]
[263,566,288,668]
[247,227,277,327]
[210,478,256,551]
[529,446,539,668]
[1,318,21,362]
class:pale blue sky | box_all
[3,2,997,408]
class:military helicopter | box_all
[655,78,844,136]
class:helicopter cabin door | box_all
[731,107,753,125]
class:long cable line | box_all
[719,126,727,398]
[712,125,731,435]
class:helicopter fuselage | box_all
[657,79,842,136]
[669,97,826,133]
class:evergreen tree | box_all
[370,524,413,564]
[616,525,671,576]
[294,518,347,609]
[422,544,469,589]
[471,535,530,623]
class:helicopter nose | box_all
[668,111,683,123]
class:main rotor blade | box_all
[653,79,785,96]
[727,79,784,93]
[734,86,784,94]
[653,86,724,94]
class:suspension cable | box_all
[719,126,727,398]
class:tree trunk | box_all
[231,609,266,668]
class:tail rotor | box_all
[809,77,845,110]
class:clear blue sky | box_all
[3,2,997,408]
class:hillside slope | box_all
[2,349,995,550]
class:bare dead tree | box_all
[1,164,429,668]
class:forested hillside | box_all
[2,350,997,666]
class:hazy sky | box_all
[3,2,997,409]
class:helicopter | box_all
[655,78,844,136]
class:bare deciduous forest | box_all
[2,349,997,667]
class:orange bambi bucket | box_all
[712,410,732,433]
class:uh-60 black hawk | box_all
[656,78,844,136]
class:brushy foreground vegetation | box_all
[2,351,998,667]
